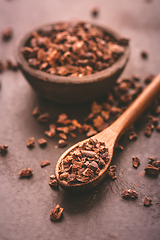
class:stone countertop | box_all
[0,1,160,240]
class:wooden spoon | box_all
[55,73,160,191]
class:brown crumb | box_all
[58,139,68,148]
[49,175,58,187]
[144,164,159,176]
[41,160,50,168]
[91,6,99,17]
[19,168,33,177]
[129,131,138,141]
[132,156,140,168]
[107,165,117,180]
[32,107,41,116]
[122,189,138,199]
[26,137,35,148]
[59,133,67,140]
[141,51,148,59]
[0,145,8,154]
[115,143,124,150]
[50,205,63,221]
[38,138,47,147]
[156,125,160,132]
[2,26,13,41]
[37,113,50,122]
[143,196,152,206]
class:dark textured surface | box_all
[0,1,160,240]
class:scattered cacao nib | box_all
[143,196,152,206]
[132,156,140,168]
[115,143,124,151]
[69,132,76,138]
[0,145,8,154]
[1,26,13,41]
[144,164,159,176]
[93,115,104,128]
[41,160,50,168]
[59,133,67,140]
[49,175,58,187]
[26,137,35,148]
[19,168,33,177]
[6,60,18,71]
[45,124,56,138]
[21,21,127,77]
[58,139,68,148]
[107,165,117,180]
[144,125,152,137]
[148,155,157,162]
[58,138,109,185]
[50,205,63,221]
[156,125,160,132]
[122,189,138,199]
[152,160,160,168]
[37,112,50,122]
[110,106,122,115]
[141,51,148,59]
[143,74,155,85]
[57,113,72,125]
[38,138,47,147]
[147,115,158,126]
[57,126,69,134]
[91,6,99,17]
[32,106,41,116]
[129,131,138,141]
[154,105,160,115]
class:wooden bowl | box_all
[16,22,130,103]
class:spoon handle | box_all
[110,73,160,139]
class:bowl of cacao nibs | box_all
[16,21,130,103]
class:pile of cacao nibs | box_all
[21,21,128,77]
[31,73,160,149]
[58,138,109,185]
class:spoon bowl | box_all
[55,73,160,191]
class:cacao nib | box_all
[148,155,157,162]
[129,131,138,141]
[38,138,47,147]
[91,6,99,17]
[122,189,138,199]
[50,205,63,221]
[21,21,128,77]
[58,138,109,185]
[0,145,8,154]
[32,106,41,116]
[143,196,152,206]
[49,175,58,187]
[2,27,13,41]
[132,156,140,168]
[26,137,35,148]
[19,168,33,177]
[144,164,159,176]
[58,139,68,148]
[156,125,160,132]
[141,51,148,59]
[107,165,117,180]
[41,160,50,168]
[37,113,50,122]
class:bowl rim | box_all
[16,21,130,85]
